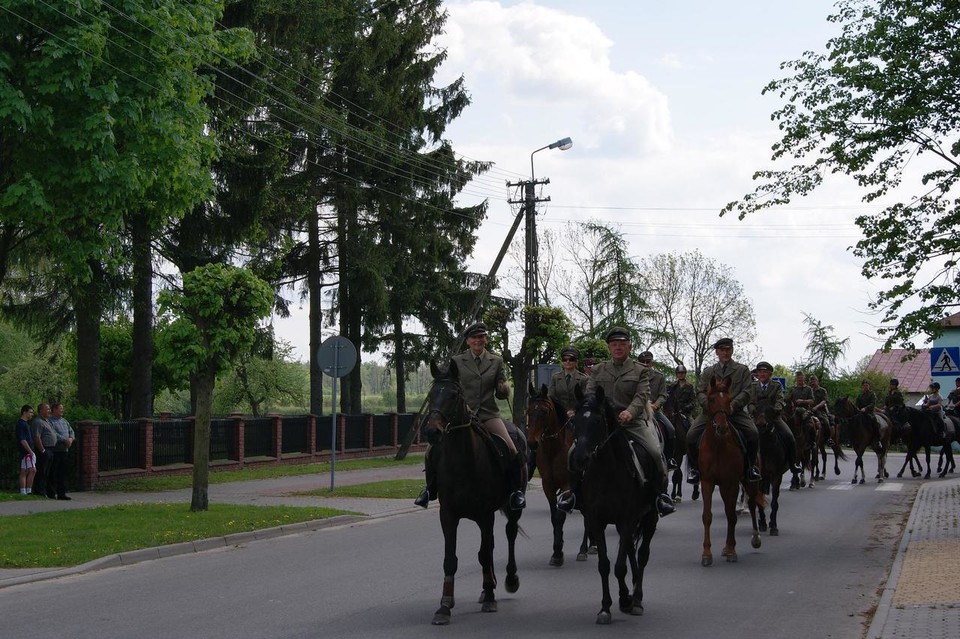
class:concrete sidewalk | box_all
[0,463,427,590]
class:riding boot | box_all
[746,442,761,482]
[414,450,436,508]
[508,452,526,510]
[783,432,802,474]
[557,473,580,513]
[657,471,676,516]
[686,442,700,484]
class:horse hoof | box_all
[588,545,598,555]
[770,527,779,536]
[702,555,713,567]
[751,535,761,549]
[851,478,857,484]
[597,611,612,625]
[878,478,884,484]
[619,597,633,613]
[481,600,498,613]
[859,478,865,485]
[432,606,452,625]
[576,553,588,562]
[549,555,564,567]
[759,522,767,532]
[675,496,682,504]
[726,553,738,563]
[505,574,519,593]
[630,602,644,616]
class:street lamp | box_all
[526,137,573,308]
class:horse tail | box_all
[831,439,848,461]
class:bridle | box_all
[528,396,565,443]
[422,379,476,442]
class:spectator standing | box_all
[31,403,57,498]
[48,402,75,500]
[16,405,36,496]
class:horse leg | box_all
[632,512,656,616]
[615,523,634,615]
[577,522,590,561]
[701,482,714,566]
[477,511,499,613]
[896,454,909,479]
[746,484,762,550]
[591,521,614,624]
[769,479,780,536]
[720,481,739,562]
[671,466,683,502]
[548,500,565,567]
[433,513,460,625]
[925,446,932,479]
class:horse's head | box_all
[833,396,855,420]
[569,386,615,474]
[422,359,471,444]
[705,375,732,428]
[526,383,562,445]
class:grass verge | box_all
[297,478,423,499]
[0,503,352,568]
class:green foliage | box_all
[724,0,960,348]
[522,305,575,363]
[213,340,309,416]
[798,312,850,380]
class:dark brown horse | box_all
[569,386,659,624]
[810,413,846,481]
[526,383,590,565]
[697,376,764,566]
[786,407,819,488]
[421,360,524,625]
[664,398,697,502]
[890,405,956,479]
[754,410,788,536]
[833,397,890,484]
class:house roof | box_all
[942,312,960,328]
[864,349,930,393]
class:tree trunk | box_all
[308,211,324,417]
[130,214,153,419]
[75,266,102,407]
[393,313,406,413]
[190,366,215,512]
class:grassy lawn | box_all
[0,503,352,568]
[298,478,423,499]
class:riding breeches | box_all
[687,412,759,449]
[481,417,518,455]
[623,419,668,480]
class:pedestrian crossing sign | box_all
[930,346,960,376]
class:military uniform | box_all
[749,377,799,467]
[451,349,510,423]
[884,388,905,412]
[856,389,877,413]
[787,383,815,418]
[585,358,667,479]
[946,387,960,412]
[811,384,833,440]
[667,380,696,417]
[548,368,588,415]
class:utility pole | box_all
[507,177,551,309]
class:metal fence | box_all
[210,418,235,461]
[153,419,192,466]
[244,417,273,458]
[282,415,310,454]
[343,414,367,450]
[99,421,144,471]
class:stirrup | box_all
[686,469,700,485]
[747,466,761,482]
[667,458,678,470]
[556,490,576,513]
[509,490,526,510]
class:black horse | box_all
[570,386,659,624]
[833,397,890,484]
[890,405,956,479]
[664,398,697,502]
[755,410,789,536]
[420,360,525,625]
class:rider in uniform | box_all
[856,380,882,443]
[686,337,762,484]
[787,371,815,418]
[667,364,696,419]
[750,361,802,478]
[809,374,835,445]
[557,326,675,517]
[946,377,960,415]
[415,322,526,510]
[548,345,588,419]
[638,350,677,470]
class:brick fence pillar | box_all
[77,420,99,490]
[139,418,153,472]
[271,413,282,461]
[231,412,245,467]
[337,415,346,454]
[308,414,317,457]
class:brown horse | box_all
[526,383,590,565]
[569,386,659,623]
[421,360,524,625]
[697,376,764,566]
[833,397,890,484]
[810,413,847,481]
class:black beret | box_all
[711,337,733,349]
[465,322,487,338]
[605,326,631,342]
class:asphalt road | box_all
[0,452,922,639]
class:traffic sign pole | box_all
[317,336,358,492]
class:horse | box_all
[697,376,764,566]
[833,397,890,484]
[937,409,960,474]
[664,398,698,502]
[420,360,524,625]
[891,405,957,479]
[569,386,659,624]
[810,413,846,481]
[785,407,819,488]
[754,410,788,536]
[526,383,591,565]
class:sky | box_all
[275,0,899,373]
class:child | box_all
[16,405,36,495]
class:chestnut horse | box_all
[421,360,524,625]
[698,376,764,566]
[569,386,659,624]
[526,383,590,565]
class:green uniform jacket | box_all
[749,379,786,416]
[812,387,830,414]
[647,368,668,410]
[585,358,650,424]
[946,388,960,409]
[451,349,509,422]
[667,381,696,416]
[548,369,588,413]
[884,389,905,411]
[856,390,878,412]
[787,385,814,409]
[697,360,753,415]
